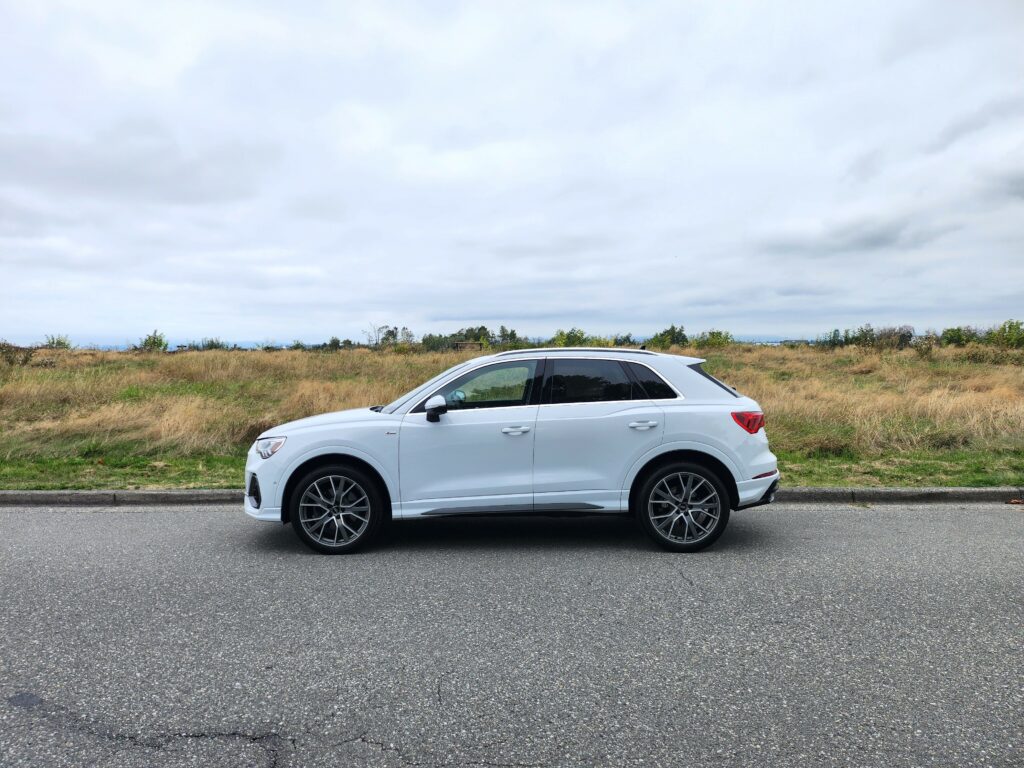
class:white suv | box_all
[244,348,778,554]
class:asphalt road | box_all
[0,503,1021,767]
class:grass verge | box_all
[1,346,1022,489]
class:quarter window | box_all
[545,359,634,404]
[626,362,678,399]
[433,361,538,410]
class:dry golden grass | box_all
[1,345,1022,488]
[676,345,1024,456]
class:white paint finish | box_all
[736,475,779,506]
[533,400,665,506]
[397,406,539,516]
[242,349,779,524]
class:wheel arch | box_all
[280,453,393,524]
[628,449,740,513]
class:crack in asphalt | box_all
[6,691,549,768]
[7,691,296,767]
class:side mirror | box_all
[425,394,448,422]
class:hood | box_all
[259,406,384,438]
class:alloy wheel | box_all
[647,472,722,544]
[298,475,371,547]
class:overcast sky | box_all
[1,0,1022,345]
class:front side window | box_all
[433,361,538,410]
[545,359,634,404]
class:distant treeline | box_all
[2,320,1022,360]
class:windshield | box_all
[379,360,475,414]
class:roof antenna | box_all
[640,345,646,350]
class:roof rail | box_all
[494,347,657,356]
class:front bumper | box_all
[244,489,281,521]
[243,447,285,522]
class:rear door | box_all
[532,358,665,512]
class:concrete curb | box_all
[778,487,1022,504]
[0,487,1019,507]
[0,489,241,506]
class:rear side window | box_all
[626,362,677,399]
[688,363,739,397]
[545,359,634,404]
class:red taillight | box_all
[732,411,765,434]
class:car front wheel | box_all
[637,462,730,552]
[290,464,385,554]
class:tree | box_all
[648,324,687,349]
[549,328,588,346]
[420,333,449,352]
[612,333,635,347]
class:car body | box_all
[244,348,778,552]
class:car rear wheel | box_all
[290,464,385,554]
[637,462,730,552]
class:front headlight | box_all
[255,436,286,459]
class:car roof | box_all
[488,347,704,365]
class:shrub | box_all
[134,330,168,353]
[42,334,73,350]
[984,319,1024,349]
[875,325,915,350]
[912,333,938,358]
[0,341,35,366]
[197,337,229,351]
[940,326,980,347]
[693,330,734,349]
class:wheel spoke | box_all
[342,494,368,509]
[688,516,711,535]
[652,486,676,503]
[686,478,706,502]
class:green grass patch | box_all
[0,455,243,490]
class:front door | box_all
[398,359,542,517]
[533,357,665,511]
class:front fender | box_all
[269,442,399,511]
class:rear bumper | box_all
[736,478,779,510]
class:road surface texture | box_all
[0,503,1020,767]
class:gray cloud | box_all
[0,125,278,205]
[761,215,960,256]
[927,96,1024,154]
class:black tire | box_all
[636,461,730,552]
[289,463,387,554]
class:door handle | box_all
[501,426,531,435]
[628,421,658,430]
